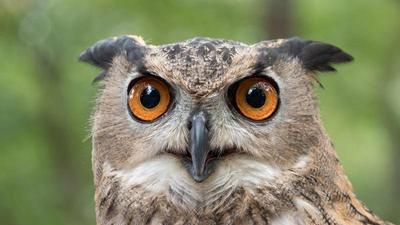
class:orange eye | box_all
[128,77,171,122]
[233,77,279,121]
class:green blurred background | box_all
[1,0,399,224]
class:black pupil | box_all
[246,87,266,108]
[140,85,161,109]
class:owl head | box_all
[80,35,352,189]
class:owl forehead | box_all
[142,38,269,97]
[160,37,245,64]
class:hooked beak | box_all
[187,110,215,182]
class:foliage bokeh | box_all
[0,0,399,224]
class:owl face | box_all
[81,36,352,191]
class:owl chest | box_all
[98,180,312,225]
[120,192,305,225]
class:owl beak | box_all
[189,110,212,182]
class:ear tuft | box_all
[299,41,353,72]
[280,37,353,72]
[79,35,145,70]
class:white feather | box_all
[270,211,305,225]
[106,155,282,207]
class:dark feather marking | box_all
[97,180,120,222]
[305,210,318,225]
[92,70,107,84]
[249,204,268,225]
[256,49,278,71]
[348,203,382,225]
[253,188,273,218]
[216,188,246,225]
[162,44,183,60]
[123,197,136,225]
[144,207,158,225]
[311,74,325,89]
[99,189,110,208]
[126,216,133,225]
[105,195,117,220]
[300,193,338,225]
[99,181,118,209]
[220,47,234,65]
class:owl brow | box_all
[137,66,152,76]
[247,56,277,79]
[254,48,279,74]
[91,62,148,84]
[252,61,271,75]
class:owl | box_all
[80,35,396,225]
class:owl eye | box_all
[128,76,171,122]
[231,77,279,121]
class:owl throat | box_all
[94,152,386,225]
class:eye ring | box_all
[229,76,279,121]
[128,76,171,122]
